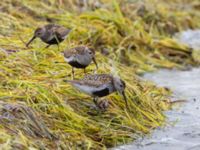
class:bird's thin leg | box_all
[46,44,51,49]
[44,44,51,49]
[93,97,98,107]
[92,57,98,70]
[53,34,60,51]
[57,44,60,51]
[84,68,86,74]
[41,45,51,53]
[72,67,75,79]
[92,58,98,74]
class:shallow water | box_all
[174,30,200,50]
[115,30,200,150]
[116,68,200,150]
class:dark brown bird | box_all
[64,74,128,110]
[63,46,98,79]
[26,24,71,49]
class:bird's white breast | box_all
[64,57,75,63]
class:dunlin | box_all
[64,74,128,110]
[63,46,98,78]
[26,24,71,49]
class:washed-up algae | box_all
[0,0,199,149]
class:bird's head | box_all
[85,47,95,58]
[113,76,128,109]
[86,47,98,69]
[34,27,46,38]
[26,27,46,47]
[113,77,126,95]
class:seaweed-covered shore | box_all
[0,0,199,149]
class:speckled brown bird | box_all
[26,24,71,49]
[63,46,98,79]
[64,74,128,110]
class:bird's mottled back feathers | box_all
[68,79,103,88]
[83,74,113,85]
[45,24,59,30]
[55,27,71,39]
[44,24,71,39]
[64,46,88,58]
[64,48,76,58]
[68,74,113,88]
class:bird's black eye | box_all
[89,51,92,54]
[120,84,123,87]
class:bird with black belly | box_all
[64,74,128,110]
[63,46,98,79]
[26,24,71,50]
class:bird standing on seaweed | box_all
[63,46,98,79]
[64,74,128,110]
[26,24,71,50]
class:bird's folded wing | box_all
[64,49,77,58]
[83,74,112,84]
[69,79,108,88]
[64,46,86,58]
[74,46,86,55]
[82,80,105,88]
[55,27,71,39]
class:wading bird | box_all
[64,74,128,110]
[26,24,71,50]
[63,46,98,79]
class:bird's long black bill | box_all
[122,91,129,110]
[26,36,36,47]
[92,57,98,70]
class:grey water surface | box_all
[175,30,200,50]
[115,30,200,150]
[117,68,200,150]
